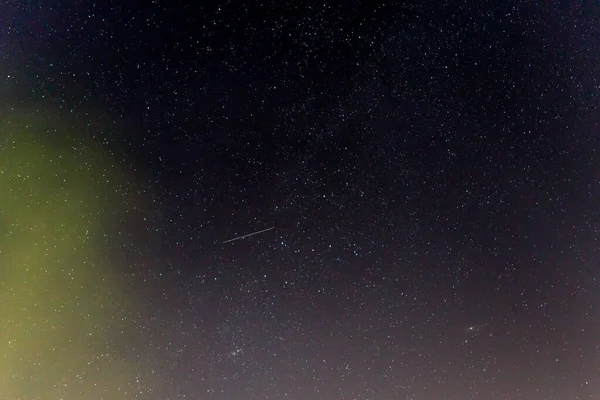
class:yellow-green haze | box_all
[1,111,148,399]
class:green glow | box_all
[0,112,150,398]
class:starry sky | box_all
[1,1,599,399]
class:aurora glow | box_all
[0,111,152,399]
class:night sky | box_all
[1,1,599,399]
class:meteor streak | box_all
[222,227,274,244]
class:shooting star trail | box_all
[222,227,275,244]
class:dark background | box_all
[1,0,599,399]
